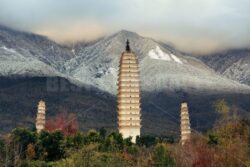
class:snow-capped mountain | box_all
[0,46,61,76]
[64,30,250,94]
[200,49,250,85]
[0,26,250,94]
[0,25,74,76]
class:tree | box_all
[136,135,156,147]
[65,132,83,149]
[157,136,175,144]
[0,138,5,165]
[26,143,35,160]
[101,132,124,152]
[37,130,65,161]
[11,128,37,159]
[84,129,101,144]
[53,144,127,167]
[45,113,79,136]
[99,127,107,140]
[108,132,124,151]
[124,137,132,148]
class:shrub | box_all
[152,143,175,167]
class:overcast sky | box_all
[0,0,250,54]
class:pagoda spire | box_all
[126,39,131,52]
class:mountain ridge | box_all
[200,49,250,85]
[0,25,250,95]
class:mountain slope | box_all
[0,77,117,134]
[0,25,74,76]
[1,76,250,136]
[0,46,62,76]
[64,30,250,94]
[200,49,250,85]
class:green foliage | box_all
[152,143,175,167]
[93,152,126,167]
[0,138,4,153]
[0,138,5,164]
[65,131,83,149]
[99,127,107,140]
[157,136,175,144]
[207,133,218,145]
[37,130,65,161]
[100,132,124,152]
[1,117,250,167]
[11,127,37,160]
[136,135,157,147]
[20,160,53,167]
[11,128,37,149]
[83,129,101,144]
[54,144,127,167]
[126,144,140,155]
[123,136,133,147]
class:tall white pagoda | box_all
[117,40,141,143]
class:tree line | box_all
[0,99,250,166]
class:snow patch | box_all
[108,67,117,75]
[72,49,76,56]
[1,46,16,53]
[148,46,171,61]
[148,46,183,64]
[170,54,183,64]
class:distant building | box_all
[117,40,141,143]
[180,102,191,145]
[36,100,46,133]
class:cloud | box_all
[35,21,108,42]
[0,0,250,54]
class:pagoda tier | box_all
[118,82,140,86]
[119,58,138,63]
[118,81,140,86]
[118,85,140,89]
[118,99,140,103]
[118,108,141,112]
[117,92,140,97]
[118,113,141,117]
[118,105,141,109]
[119,71,139,75]
[120,69,139,73]
[118,78,139,82]
[117,41,141,143]
[118,125,141,128]
[118,90,140,93]
[119,74,139,78]
[180,102,191,145]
